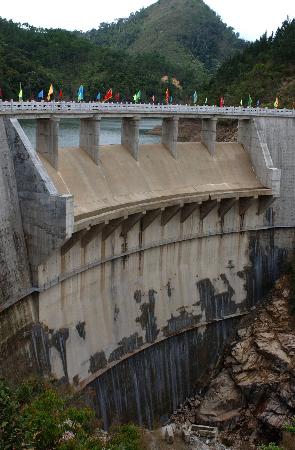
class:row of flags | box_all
[3,84,281,109]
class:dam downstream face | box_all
[1,113,295,431]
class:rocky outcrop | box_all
[170,275,295,448]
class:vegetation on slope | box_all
[0,18,192,102]
[0,377,144,449]
[207,18,295,107]
[86,0,244,84]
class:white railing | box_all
[0,100,294,117]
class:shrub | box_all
[258,444,283,450]
[0,378,145,450]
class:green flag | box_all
[240,99,243,106]
[193,91,197,105]
[247,94,253,107]
[133,90,141,103]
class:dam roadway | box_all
[0,105,294,428]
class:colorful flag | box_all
[274,97,279,109]
[165,88,169,105]
[193,91,198,105]
[240,99,243,106]
[220,96,224,107]
[47,84,53,101]
[151,94,155,104]
[247,94,253,107]
[58,89,63,99]
[77,85,84,101]
[133,90,141,103]
[18,83,23,101]
[0,87,3,98]
[204,97,208,105]
[169,96,173,104]
[114,92,120,102]
[256,99,260,107]
[103,88,113,102]
[96,91,101,101]
[37,90,44,100]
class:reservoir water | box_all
[20,118,161,148]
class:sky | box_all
[1,0,294,41]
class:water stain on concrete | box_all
[136,289,159,343]
[108,332,144,363]
[76,321,86,339]
[89,351,107,374]
[51,327,69,380]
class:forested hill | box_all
[86,0,244,83]
[0,0,243,103]
[207,18,295,108]
[0,17,185,101]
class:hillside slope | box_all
[207,18,295,107]
[86,0,244,85]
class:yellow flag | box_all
[274,97,279,108]
[47,84,54,101]
[18,84,23,101]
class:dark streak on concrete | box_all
[51,328,69,380]
[134,290,142,304]
[89,351,107,374]
[114,305,120,322]
[197,275,239,321]
[162,307,202,337]
[108,332,143,363]
[76,321,86,339]
[136,289,159,343]
[167,281,172,299]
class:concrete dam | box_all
[0,103,294,428]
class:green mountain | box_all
[86,0,244,85]
[207,18,295,108]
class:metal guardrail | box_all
[0,101,294,117]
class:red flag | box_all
[0,87,3,98]
[151,94,155,104]
[114,92,120,102]
[220,96,224,107]
[165,88,169,105]
[103,88,113,102]
[59,89,63,99]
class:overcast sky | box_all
[1,0,294,41]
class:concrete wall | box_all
[238,119,281,196]
[4,118,74,280]
[254,117,295,226]
[29,199,291,425]
[0,117,32,311]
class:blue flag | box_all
[77,85,84,101]
[96,91,101,101]
[37,89,44,99]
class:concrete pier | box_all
[201,118,217,156]
[121,117,140,160]
[36,117,60,169]
[162,117,179,158]
[79,116,101,164]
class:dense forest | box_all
[0,0,244,103]
[207,18,295,108]
[0,0,294,107]
[0,18,182,102]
